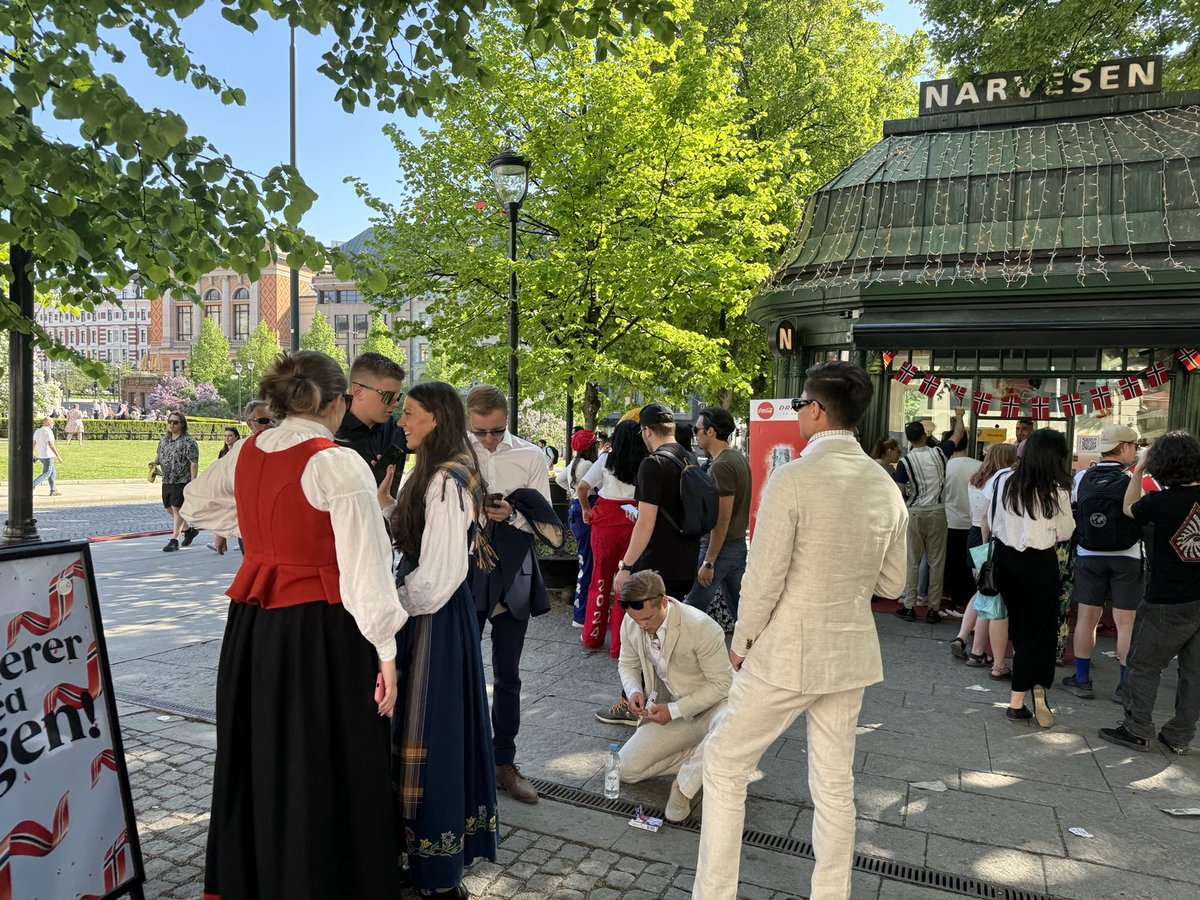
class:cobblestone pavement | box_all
[30,501,170,540]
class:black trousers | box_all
[994,541,1061,693]
[477,609,529,767]
[945,528,975,608]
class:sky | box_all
[85,1,926,246]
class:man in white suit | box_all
[615,570,733,822]
[693,361,909,900]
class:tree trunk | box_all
[583,380,602,430]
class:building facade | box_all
[752,71,1200,471]
[36,282,152,369]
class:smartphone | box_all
[620,503,639,520]
[371,443,406,485]
[485,492,504,508]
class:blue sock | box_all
[1075,657,1092,682]
[1120,664,1128,685]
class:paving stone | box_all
[521,846,552,865]
[603,869,637,890]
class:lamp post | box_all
[247,358,256,409]
[233,361,243,413]
[488,149,530,436]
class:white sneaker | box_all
[665,780,693,823]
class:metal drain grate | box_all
[116,691,217,724]
[527,777,1060,900]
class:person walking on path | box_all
[154,411,200,552]
[983,428,1075,727]
[31,416,63,496]
[467,385,563,806]
[64,403,84,446]
[694,362,909,900]
[1100,431,1200,755]
[557,429,599,627]
[685,407,751,621]
[386,381,499,898]
[893,410,967,623]
[181,350,408,900]
[579,420,645,664]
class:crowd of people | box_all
[44,343,1182,900]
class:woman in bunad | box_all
[384,381,499,899]
[181,350,407,899]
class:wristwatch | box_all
[701,560,714,570]
[505,510,518,525]
[617,560,632,572]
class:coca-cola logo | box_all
[757,402,775,419]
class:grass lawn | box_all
[0,439,228,480]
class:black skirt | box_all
[204,600,401,900]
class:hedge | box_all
[0,416,240,441]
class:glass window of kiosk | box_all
[1073,376,1170,473]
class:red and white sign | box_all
[0,545,143,900]
[748,399,807,537]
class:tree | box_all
[235,319,284,398]
[919,0,1199,89]
[0,351,63,416]
[299,311,348,368]
[145,373,228,416]
[357,15,788,428]
[190,317,234,386]
[517,399,567,447]
[357,314,407,368]
[1,0,681,370]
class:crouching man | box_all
[616,570,732,822]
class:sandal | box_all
[950,637,968,660]
[965,652,993,668]
[989,666,1012,680]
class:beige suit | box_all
[694,435,909,900]
[617,599,732,795]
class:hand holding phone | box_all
[371,444,406,486]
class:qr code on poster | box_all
[1078,435,1100,453]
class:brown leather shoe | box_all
[496,763,538,804]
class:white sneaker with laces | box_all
[665,781,693,823]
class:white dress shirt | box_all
[468,430,551,532]
[580,453,637,501]
[396,470,479,616]
[181,416,409,661]
[644,603,682,720]
[986,469,1075,551]
[799,430,858,456]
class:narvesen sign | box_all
[919,56,1162,116]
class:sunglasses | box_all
[791,398,823,412]
[167,419,182,425]
[252,417,274,426]
[471,428,507,438]
[618,597,659,611]
[353,382,402,405]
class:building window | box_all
[206,305,222,327]
[172,359,187,375]
[418,343,430,363]
[98,329,106,345]
[334,315,349,336]
[176,305,193,341]
[233,305,250,340]
[353,314,368,338]
[233,287,250,300]
[203,288,221,303]
[340,290,362,304]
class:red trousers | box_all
[582,498,636,657]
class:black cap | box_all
[638,402,675,427]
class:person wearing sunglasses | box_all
[243,399,277,435]
[693,361,909,900]
[335,351,408,494]
[613,570,732,824]
[152,411,201,552]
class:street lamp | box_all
[488,149,530,435]
[233,361,243,413]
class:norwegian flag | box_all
[917,373,942,398]
[971,391,992,415]
[1030,396,1051,420]
[881,350,896,369]
[946,382,968,404]
[79,830,130,900]
[1176,349,1200,372]
[1090,385,1113,411]
[6,559,83,649]
[893,361,919,384]
[1118,376,1144,400]
[1059,393,1084,417]
[1143,361,1170,389]
[1000,397,1021,418]
[42,641,101,717]
[0,793,69,900]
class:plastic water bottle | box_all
[604,742,621,800]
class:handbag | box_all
[973,476,1004,597]
[968,544,1006,618]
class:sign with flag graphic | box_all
[1090,385,1114,411]
[1118,376,1144,400]
[893,361,919,384]
[1030,396,1051,420]
[1000,397,1021,418]
[917,373,942,398]
[0,543,143,900]
[1144,361,1169,389]
[971,391,992,415]
[1060,393,1085,417]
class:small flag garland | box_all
[1060,393,1084,416]
[1030,396,1051,420]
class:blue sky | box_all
[89,1,926,246]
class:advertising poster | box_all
[748,399,808,537]
[0,542,143,900]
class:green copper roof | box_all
[782,97,1200,287]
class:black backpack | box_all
[1074,464,1143,552]
[654,445,719,538]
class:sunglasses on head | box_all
[353,381,402,405]
[472,428,507,438]
[618,597,658,611]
